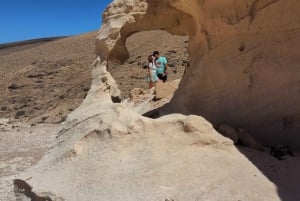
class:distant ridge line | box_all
[0,36,68,50]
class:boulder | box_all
[217,124,239,144]
[238,128,265,151]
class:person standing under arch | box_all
[147,55,159,89]
[153,51,169,82]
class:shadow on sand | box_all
[238,147,300,201]
[144,107,300,200]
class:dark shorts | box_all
[157,73,167,82]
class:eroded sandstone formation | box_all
[14,58,281,201]
[97,0,300,148]
[13,0,300,200]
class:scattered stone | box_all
[41,116,49,121]
[33,107,40,110]
[217,125,265,151]
[0,118,10,130]
[217,124,239,144]
[59,95,66,99]
[60,116,67,123]
[168,50,177,54]
[270,145,294,160]
[238,128,264,151]
[19,104,28,109]
[15,110,25,117]
[83,87,90,92]
[27,73,44,78]
[1,106,7,111]
[8,84,19,90]
[182,60,189,64]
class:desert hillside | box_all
[0,32,96,124]
[0,30,188,124]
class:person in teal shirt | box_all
[153,51,169,82]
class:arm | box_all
[164,57,169,72]
[165,63,169,72]
[148,63,152,75]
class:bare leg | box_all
[149,81,153,89]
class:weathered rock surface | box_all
[13,0,300,200]
[165,0,300,148]
[96,0,300,148]
[14,59,281,201]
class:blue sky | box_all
[0,0,112,44]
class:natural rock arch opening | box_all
[108,30,189,101]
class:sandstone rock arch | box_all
[95,0,195,63]
[97,0,300,148]
[13,0,300,200]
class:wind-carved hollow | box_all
[97,0,300,148]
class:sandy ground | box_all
[0,121,62,201]
[239,148,300,201]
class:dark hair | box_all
[148,55,153,62]
[152,51,159,56]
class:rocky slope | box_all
[0,32,96,124]
[0,31,187,123]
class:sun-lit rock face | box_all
[96,0,194,63]
[13,59,281,201]
[97,0,300,147]
[13,0,300,200]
